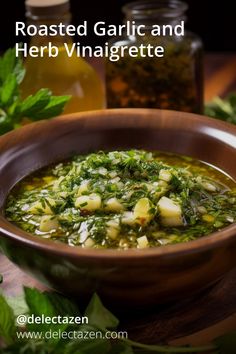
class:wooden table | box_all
[1,53,236,347]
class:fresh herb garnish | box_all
[0,47,71,135]
[6,150,236,249]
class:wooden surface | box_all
[1,53,236,346]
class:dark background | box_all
[0,0,234,52]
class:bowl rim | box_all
[1,108,236,260]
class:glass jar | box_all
[21,0,105,114]
[106,0,203,113]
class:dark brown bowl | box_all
[0,108,236,310]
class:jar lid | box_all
[25,0,70,18]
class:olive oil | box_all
[21,45,105,114]
[21,0,105,114]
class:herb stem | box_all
[122,338,216,353]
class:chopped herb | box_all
[6,150,236,249]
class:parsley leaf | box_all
[24,287,56,319]
[85,293,119,331]
[0,47,71,135]
[19,89,51,117]
[0,294,16,345]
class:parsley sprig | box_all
[0,48,71,135]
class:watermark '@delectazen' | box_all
[16,314,88,326]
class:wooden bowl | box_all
[0,108,236,309]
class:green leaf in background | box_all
[44,292,80,317]
[214,332,236,354]
[205,93,236,124]
[29,95,71,120]
[0,114,14,135]
[24,287,68,344]
[0,46,71,136]
[0,48,25,85]
[0,294,16,345]
[24,287,56,318]
[19,89,51,117]
[0,74,18,107]
[85,293,119,331]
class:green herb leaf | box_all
[24,287,56,318]
[0,114,14,135]
[44,292,80,316]
[0,294,16,345]
[0,47,70,136]
[0,48,25,85]
[29,95,71,120]
[85,293,119,331]
[0,74,18,106]
[24,287,69,343]
[19,89,51,117]
[214,332,236,354]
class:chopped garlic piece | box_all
[98,167,108,175]
[226,216,234,223]
[109,171,117,178]
[158,196,183,226]
[59,191,68,198]
[133,198,153,224]
[201,182,217,192]
[161,216,183,226]
[75,194,101,211]
[159,169,172,182]
[107,218,120,229]
[105,198,124,212]
[137,235,149,248]
[107,227,119,239]
[78,221,89,242]
[122,211,136,225]
[39,215,59,232]
[53,176,65,191]
[28,197,56,215]
[77,180,90,196]
[84,237,95,248]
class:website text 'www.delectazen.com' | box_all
[15,314,128,341]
